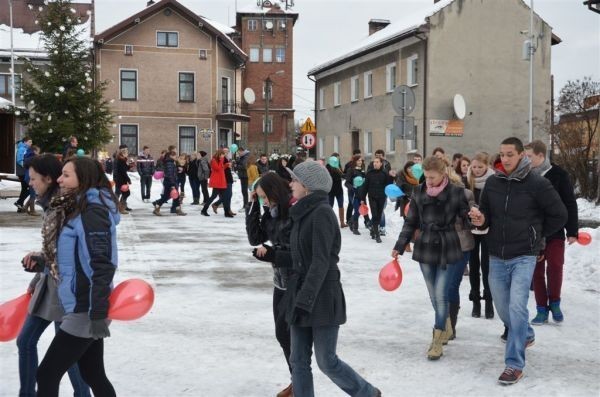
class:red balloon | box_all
[120,184,129,192]
[109,279,154,321]
[359,203,369,216]
[170,189,179,200]
[0,293,31,342]
[379,259,403,291]
[404,202,410,217]
[578,231,592,246]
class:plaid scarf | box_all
[42,192,77,279]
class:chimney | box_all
[368,19,390,36]
[147,0,155,6]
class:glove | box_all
[252,245,275,263]
[89,319,111,340]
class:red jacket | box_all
[209,157,227,189]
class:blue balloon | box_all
[229,144,238,153]
[327,156,339,168]
[76,149,85,157]
[385,184,404,199]
[353,176,364,188]
[411,163,424,180]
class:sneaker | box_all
[379,226,386,236]
[549,300,564,323]
[500,326,508,343]
[531,306,549,325]
[14,202,24,212]
[498,367,523,385]
[525,337,535,349]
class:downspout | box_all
[308,74,316,158]
[416,31,428,156]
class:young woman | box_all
[176,154,188,197]
[285,161,381,397]
[467,152,495,318]
[395,160,419,214]
[345,155,367,235]
[392,156,469,360]
[152,150,186,216]
[18,154,90,397]
[246,154,260,189]
[361,157,392,243]
[326,155,347,228]
[455,156,470,187]
[201,150,230,217]
[246,172,295,397]
[35,157,119,396]
[186,153,201,205]
[113,145,131,214]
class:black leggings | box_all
[273,287,292,374]
[368,197,386,229]
[37,329,115,397]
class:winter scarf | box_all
[42,192,77,279]
[531,157,552,176]
[470,167,495,190]
[426,175,449,197]
[403,171,419,186]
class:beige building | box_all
[95,0,248,158]
[309,0,561,168]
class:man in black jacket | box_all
[137,146,155,203]
[525,140,578,325]
[470,137,567,386]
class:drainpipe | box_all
[308,74,317,158]
[416,31,428,156]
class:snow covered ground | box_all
[1,175,599,396]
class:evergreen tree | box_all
[12,0,113,154]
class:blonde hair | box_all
[467,152,490,191]
[422,156,447,174]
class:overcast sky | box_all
[95,0,600,122]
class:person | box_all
[525,140,578,325]
[155,150,167,172]
[276,157,292,182]
[61,136,78,159]
[454,156,470,186]
[451,153,463,170]
[18,154,91,397]
[137,146,155,203]
[152,150,186,216]
[257,153,270,175]
[469,137,567,385]
[345,155,367,235]
[466,152,495,319]
[343,149,362,225]
[197,151,211,205]
[201,150,230,217]
[394,160,420,252]
[23,144,40,216]
[285,160,381,397]
[187,153,201,205]
[392,156,468,360]
[15,137,33,213]
[326,155,347,228]
[235,147,251,210]
[367,149,395,236]
[361,157,392,243]
[246,154,260,189]
[412,153,423,164]
[246,172,295,397]
[432,147,446,160]
[112,145,131,214]
[212,149,236,217]
[176,153,188,198]
[35,157,118,396]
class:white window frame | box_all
[364,71,373,99]
[263,47,273,63]
[319,88,325,110]
[333,136,340,153]
[386,128,396,154]
[386,62,397,93]
[407,54,419,87]
[249,47,259,62]
[119,124,139,155]
[275,47,285,63]
[247,19,257,31]
[119,68,138,101]
[350,75,359,102]
[318,138,324,159]
[333,82,341,107]
[364,131,372,155]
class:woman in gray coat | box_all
[285,161,381,397]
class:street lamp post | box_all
[263,70,284,155]
[9,0,16,107]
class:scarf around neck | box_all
[531,157,552,176]
[42,191,77,279]
[426,175,449,197]
[403,171,419,186]
[471,167,495,190]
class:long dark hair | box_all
[257,172,292,220]
[29,154,62,199]
[64,157,119,215]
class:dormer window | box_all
[157,31,178,47]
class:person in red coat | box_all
[201,150,231,217]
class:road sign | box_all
[393,116,415,140]
[391,85,416,116]
[301,133,316,149]
[300,117,316,134]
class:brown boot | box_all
[276,383,293,397]
[175,206,187,216]
[338,207,347,228]
[427,329,444,360]
[27,199,39,216]
[118,202,129,214]
[212,204,218,214]
[441,317,453,345]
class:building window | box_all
[124,44,133,56]
[262,19,274,31]
[0,73,22,97]
[350,75,359,102]
[120,125,138,155]
[364,71,373,98]
[364,131,372,155]
[334,82,341,107]
[157,31,178,47]
[120,70,137,101]
[386,128,396,153]
[248,19,257,31]
[179,72,194,102]
[277,19,287,30]
[249,47,259,62]
[386,63,397,93]
[275,47,285,63]
[262,81,273,100]
[263,48,272,63]
[407,54,418,86]
[319,88,325,110]
[318,138,324,159]
[179,126,196,153]
[198,49,207,59]
[262,115,273,133]
[333,136,340,153]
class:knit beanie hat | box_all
[286,160,332,193]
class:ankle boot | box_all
[485,299,494,319]
[276,383,293,397]
[375,228,382,243]
[427,329,444,360]
[27,199,39,216]
[449,303,460,340]
[549,299,564,322]
[152,202,161,216]
[351,220,361,235]
[175,206,187,216]
[472,299,481,318]
[118,202,129,215]
[338,208,347,228]
[441,317,452,345]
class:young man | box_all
[367,149,396,236]
[62,135,78,158]
[257,153,270,175]
[525,140,578,325]
[470,137,567,385]
[412,153,423,164]
[137,146,155,203]
[14,136,33,212]
[235,147,250,210]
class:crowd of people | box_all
[9,133,579,396]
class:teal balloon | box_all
[353,176,364,188]
[385,184,404,199]
[327,156,339,168]
[76,149,85,157]
[229,144,238,153]
[411,163,424,180]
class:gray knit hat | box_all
[286,160,332,193]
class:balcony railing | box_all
[217,100,248,114]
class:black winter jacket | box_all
[162,157,177,186]
[479,158,567,260]
[326,165,344,196]
[136,154,155,177]
[113,156,131,186]
[544,164,578,241]
[285,192,346,327]
[187,159,200,180]
[361,168,392,201]
[236,152,249,179]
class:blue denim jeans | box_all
[420,263,451,330]
[17,315,90,397]
[290,325,377,397]
[447,252,470,305]
[488,255,536,371]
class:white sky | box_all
[94,0,600,122]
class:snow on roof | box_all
[308,0,455,76]
[237,0,298,15]
[202,17,236,36]
[0,97,13,109]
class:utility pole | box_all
[528,0,535,142]
[264,77,271,155]
[9,0,15,107]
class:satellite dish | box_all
[265,21,274,30]
[453,94,466,120]
[243,88,256,104]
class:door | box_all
[351,129,359,152]
[0,114,16,173]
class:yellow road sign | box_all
[300,117,316,134]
